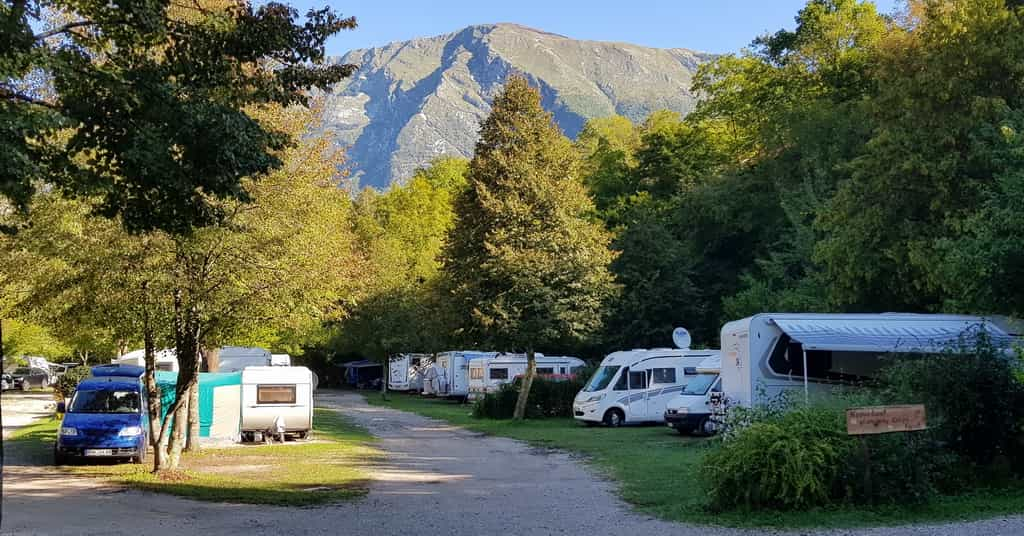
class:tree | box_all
[442,76,617,420]
[333,157,468,383]
[1,0,358,233]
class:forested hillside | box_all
[334,0,1024,355]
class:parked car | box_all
[54,365,148,465]
[10,367,51,390]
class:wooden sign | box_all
[846,405,926,436]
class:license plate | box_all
[84,449,113,457]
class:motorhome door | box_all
[627,370,648,420]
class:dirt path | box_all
[3,391,1024,535]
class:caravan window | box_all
[257,385,296,404]
[651,368,676,384]
[470,367,484,380]
[536,367,555,375]
[489,368,509,380]
[628,370,648,389]
[767,335,873,382]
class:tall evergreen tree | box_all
[442,76,617,420]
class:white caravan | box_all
[427,351,498,399]
[219,346,272,372]
[720,313,1021,407]
[388,353,432,392]
[468,354,584,399]
[115,348,179,372]
[240,366,314,441]
[573,347,720,426]
[664,355,723,435]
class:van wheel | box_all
[53,446,67,466]
[603,409,624,428]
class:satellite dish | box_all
[672,327,692,349]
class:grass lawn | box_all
[6,408,381,506]
[367,393,1024,529]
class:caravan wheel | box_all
[603,409,624,428]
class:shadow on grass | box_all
[4,417,59,466]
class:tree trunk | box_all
[140,290,165,472]
[381,355,389,401]
[512,348,536,421]
[202,346,220,373]
[167,393,189,468]
[185,354,201,452]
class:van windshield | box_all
[69,390,141,413]
[583,366,620,392]
[681,374,718,396]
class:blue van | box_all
[54,365,149,465]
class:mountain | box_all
[319,23,713,188]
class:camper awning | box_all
[340,360,382,369]
[772,317,1016,353]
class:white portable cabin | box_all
[573,347,720,426]
[388,353,432,392]
[219,346,272,373]
[664,355,723,435]
[428,351,498,398]
[114,348,179,372]
[721,313,1021,407]
[468,354,584,399]
[240,366,314,440]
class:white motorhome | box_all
[219,346,272,373]
[468,354,584,399]
[388,353,432,392]
[240,366,314,441]
[664,355,722,435]
[573,347,720,427]
[720,313,1021,407]
[114,348,179,372]
[427,351,498,399]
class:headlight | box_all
[584,394,605,403]
[60,427,78,436]
[675,407,689,414]
[118,426,143,437]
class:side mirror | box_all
[57,402,66,414]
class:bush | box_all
[473,374,586,419]
[54,366,90,403]
[702,403,855,511]
[880,333,1024,474]
[705,394,947,511]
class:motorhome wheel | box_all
[603,408,624,427]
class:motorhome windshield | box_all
[583,366,621,392]
[681,374,718,396]
[69,389,141,413]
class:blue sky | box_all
[290,0,901,56]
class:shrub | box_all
[54,366,90,403]
[880,333,1024,476]
[702,403,855,511]
[473,374,586,419]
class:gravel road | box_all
[2,391,1024,535]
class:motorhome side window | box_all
[489,368,509,380]
[470,368,483,380]
[628,370,647,389]
[651,368,675,384]
[536,367,555,375]
[613,367,629,391]
[257,385,296,404]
